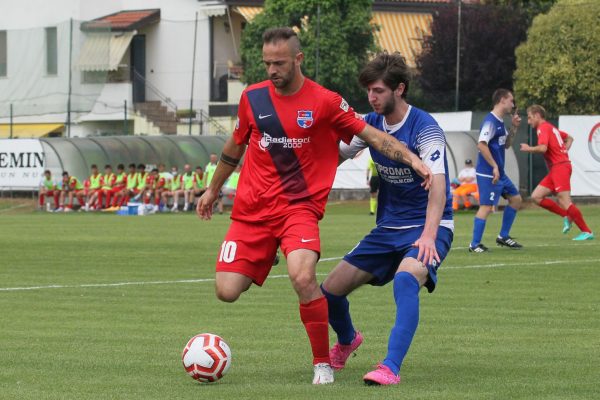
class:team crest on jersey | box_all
[340,98,349,112]
[297,110,314,128]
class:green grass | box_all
[1,202,599,399]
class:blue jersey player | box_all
[321,53,453,385]
[469,89,523,253]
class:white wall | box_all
[123,0,219,112]
[0,0,220,127]
[431,111,473,132]
[78,82,132,122]
[0,0,120,29]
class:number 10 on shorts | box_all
[219,241,237,263]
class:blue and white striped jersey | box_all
[340,105,453,229]
[476,112,508,177]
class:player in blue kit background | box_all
[469,89,523,253]
[320,52,453,385]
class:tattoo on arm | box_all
[381,138,392,155]
[381,138,408,164]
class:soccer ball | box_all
[182,333,232,383]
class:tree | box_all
[239,0,377,111]
[482,0,557,25]
[514,0,600,115]
[414,3,528,111]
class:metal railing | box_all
[132,69,178,113]
[132,69,229,136]
[197,109,229,136]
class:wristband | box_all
[220,153,240,167]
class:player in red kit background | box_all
[197,27,433,385]
[520,104,593,240]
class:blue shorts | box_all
[343,225,454,293]
[476,174,519,206]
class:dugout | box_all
[445,130,519,185]
[40,135,228,181]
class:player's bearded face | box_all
[267,59,295,89]
[380,95,396,116]
[368,83,396,115]
[263,42,298,90]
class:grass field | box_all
[1,201,598,399]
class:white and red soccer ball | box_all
[182,333,232,383]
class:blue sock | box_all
[383,272,420,375]
[499,206,517,238]
[471,217,487,247]
[321,284,355,345]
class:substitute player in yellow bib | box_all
[84,165,104,211]
[39,170,59,211]
[366,156,379,215]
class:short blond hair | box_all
[527,104,546,119]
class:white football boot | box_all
[312,363,334,385]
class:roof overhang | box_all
[0,123,64,138]
[200,4,228,17]
[82,9,160,32]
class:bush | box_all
[514,0,600,115]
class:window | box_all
[0,30,6,77]
[46,27,57,75]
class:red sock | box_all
[106,192,112,207]
[53,193,59,208]
[539,198,567,217]
[76,195,85,207]
[154,196,160,206]
[299,296,330,365]
[39,194,45,207]
[567,204,591,233]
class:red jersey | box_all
[145,174,156,187]
[537,121,570,167]
[232,78,366,222]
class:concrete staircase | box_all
[134,101,177,135]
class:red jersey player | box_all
[143,168,158,206]
[520,104,593,240]
[196,27,433,385]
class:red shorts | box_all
[215,211,321,286]
[539,162,571,193]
